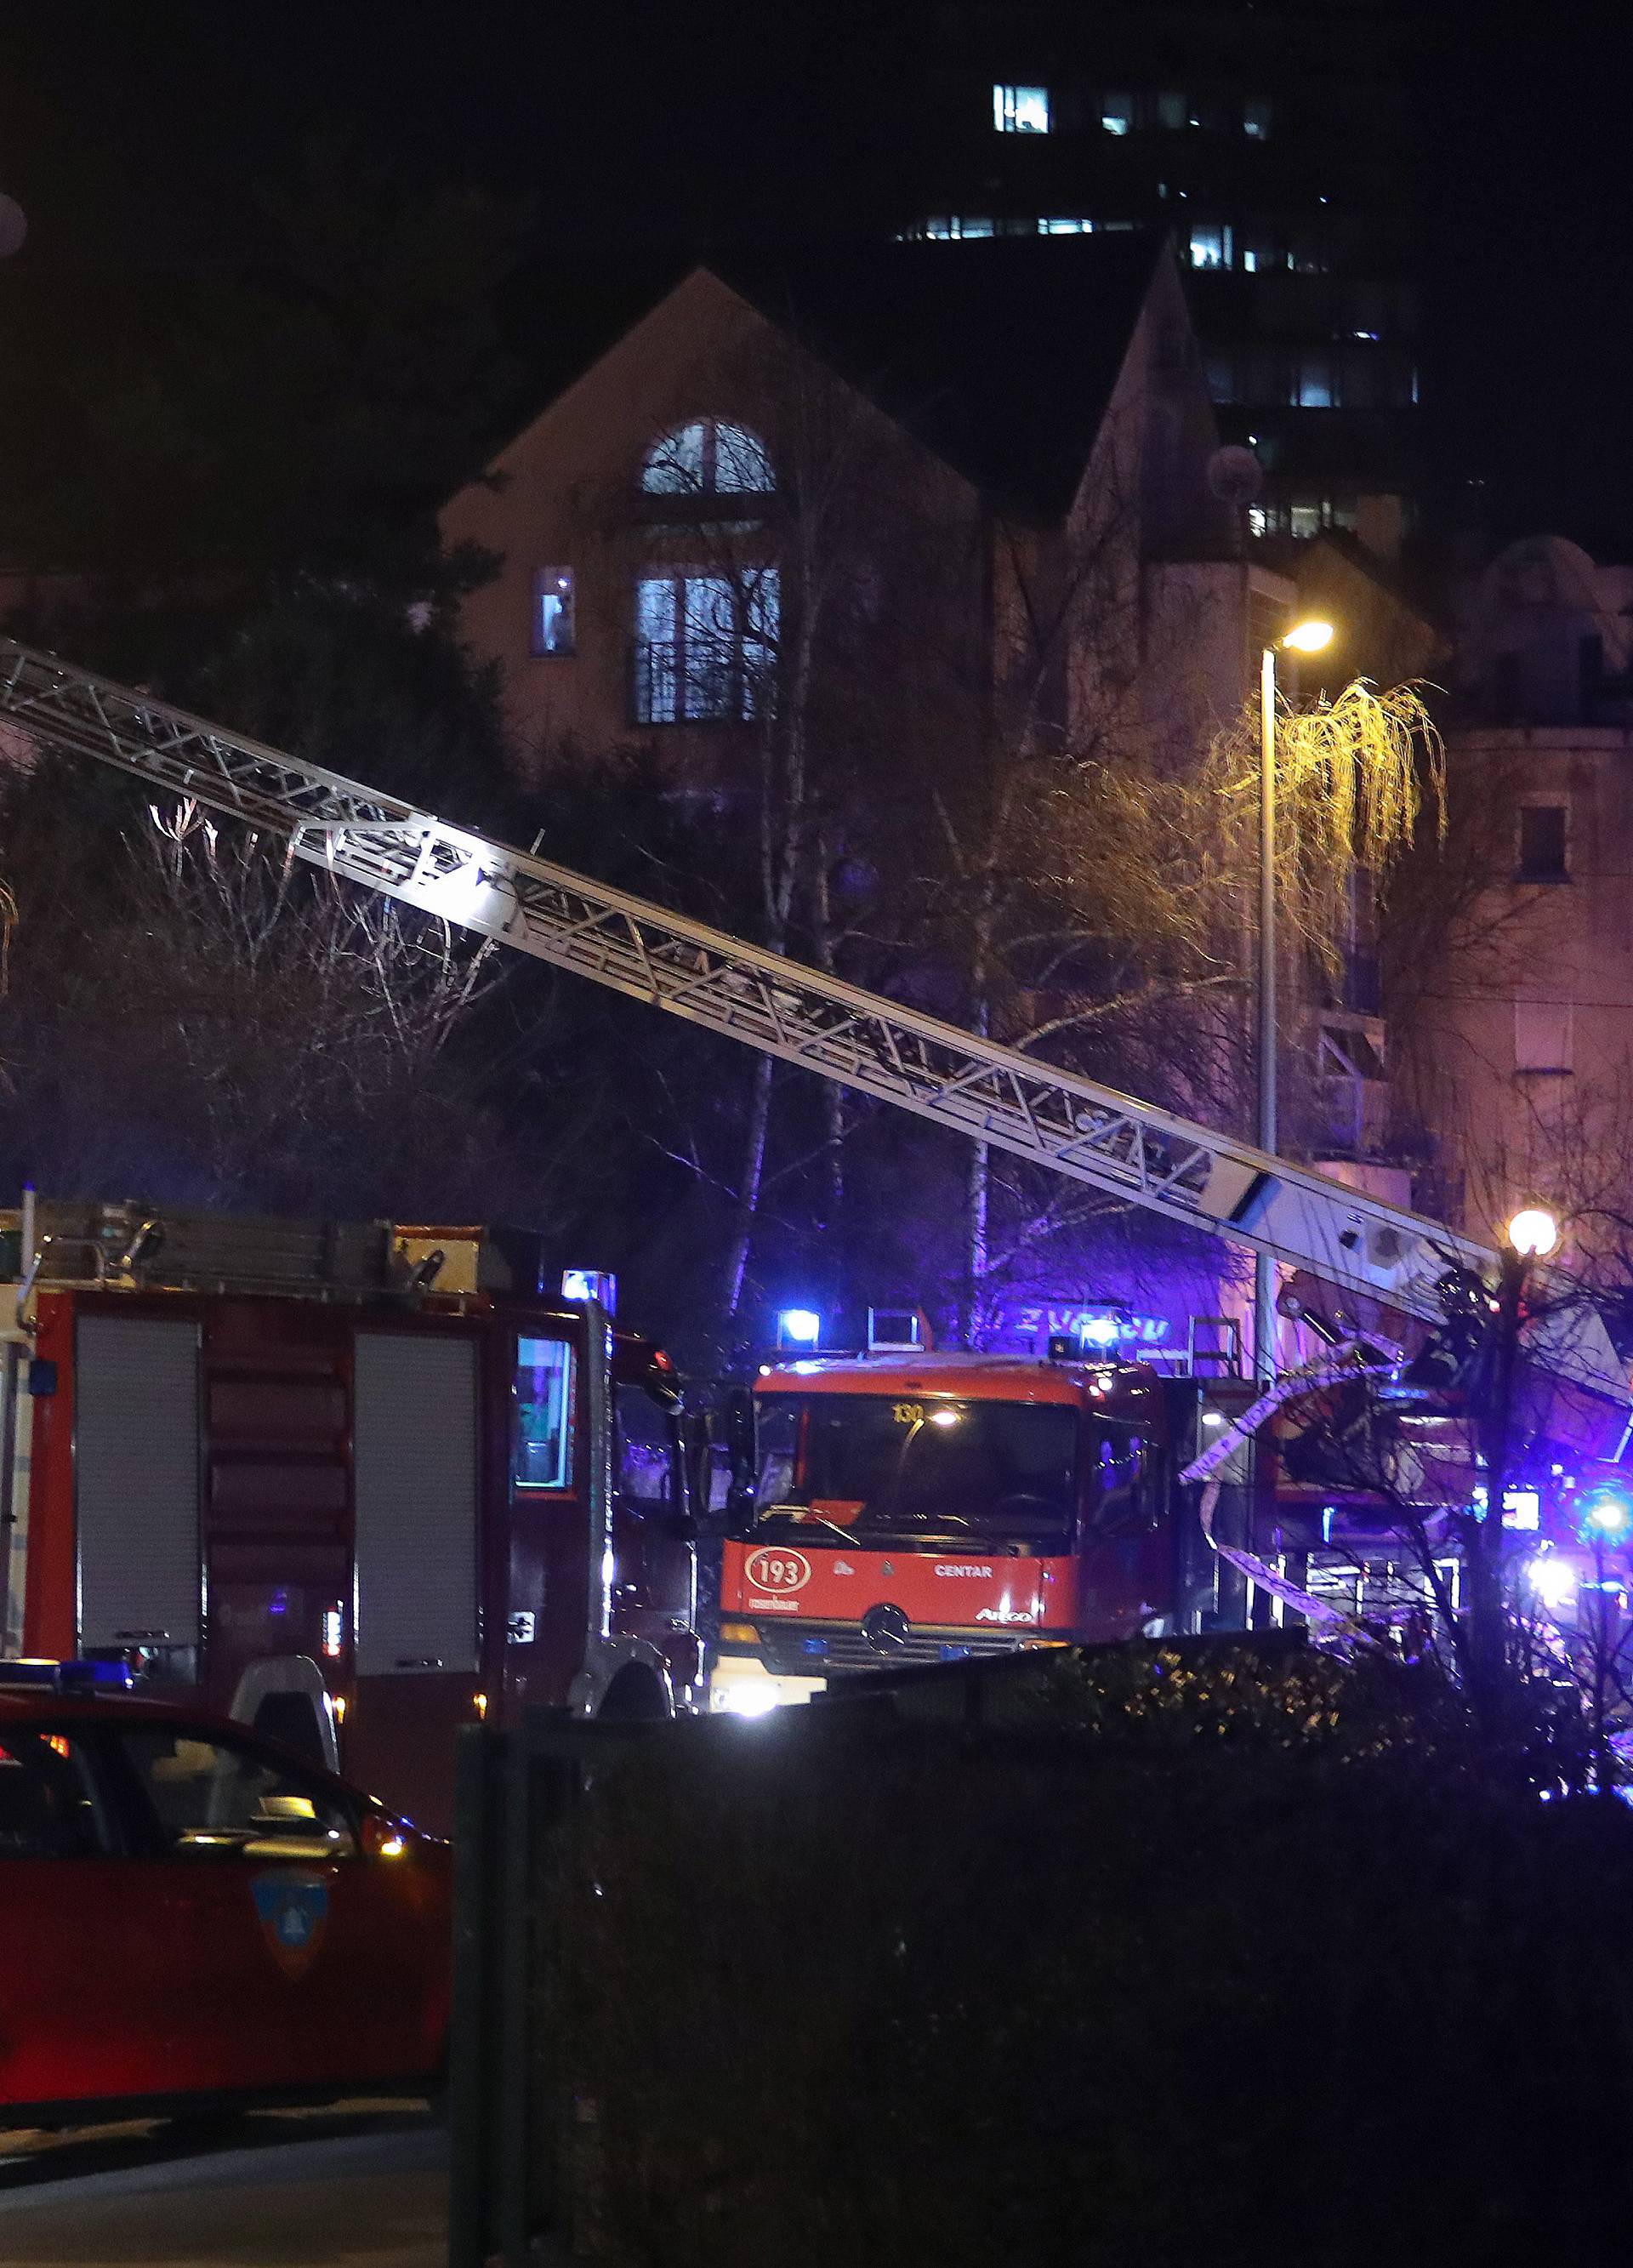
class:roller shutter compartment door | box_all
[352,1333,479,1676]
[76,1314,201,1650]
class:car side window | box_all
[117,1728,359,1861]
[0,1727,112,1860]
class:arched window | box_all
[640,419,775,498]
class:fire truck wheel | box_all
[597,1667,670,1723]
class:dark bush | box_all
[551,1647,1633,2266]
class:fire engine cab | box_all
[713,1331,1246,1712]
[1,1200,701,1831]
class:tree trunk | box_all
[812,825,845,1228]
[723,1051,776,1320]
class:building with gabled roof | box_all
[441,232,1293,788]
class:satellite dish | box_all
[0,195,27,260]
[1207,444,1263,507]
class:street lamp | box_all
[1505,1206,1559,1260]
[1255,617,1335,1382]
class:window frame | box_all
[1516,801,1570,885]
[993,83,1051,134]
[514,1332,578,1495]
[1514,999,1573,1077]
[530,566,576,658]
[632,566,780,727]
[640,419,775,501]
[0,1718,123,1861]
[614,1381,684,1518]
[104,1720,364,1863]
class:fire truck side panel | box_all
[201,1299,354,1726]
[74,1313,202,1658]
[23,1293,77,1661]
[345,1328,481,1830]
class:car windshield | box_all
[753,1393,1078,1548]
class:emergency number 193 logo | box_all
[744,1545,811,1593]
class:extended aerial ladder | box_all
[0,635,1624,1415]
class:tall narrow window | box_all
[993,84,1050,133]
[1296,357,1334,407]
[515,1336,576,1491]
[1156,90,1186,129]
[531,567,575,656]
[634,568,780,724]
[1101,93,1133,134]
[1243,97,1272,140]
[1517,804,1568,881]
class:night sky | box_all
[0,1,1630,550]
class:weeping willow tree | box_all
[1234,676,1447,984]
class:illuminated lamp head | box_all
[1281,618,1334,654]
[1505,1206,1559,1259]
[1580,1485,1633,1541]
[1081,1315,1122,1349]
[777,1308,822,1350]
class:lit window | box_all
[1243,97,1272,140]
[641,419,775,498]
[1101,93,1133,134]
[515,1336,576,1490]
[1247,504,1270,539]
[531,567,575,657]
[993,84,1050,133]
[634,568,780,725]
[1289,504,1322,539]
[1242,248,1259,273]
[1296,358,1334,407]
[1515,1000,1573,1074]
[1188,224,1233,269]
[1157,90,1186,129]
[1517,805,1569,882]
[1043,218,1095,234]
[924,214,997,239]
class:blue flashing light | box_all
[561,1268,617,1312]
[0,1658,135,1693]
[777,1308,822,1349]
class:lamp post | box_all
[1254,617,1334,1382]
[1466,1203,1559,1718]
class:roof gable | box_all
[705,233,1169,521]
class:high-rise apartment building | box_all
[905,2,1422,556]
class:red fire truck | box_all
[0,636,1627,1732]
[2,1201,700,1830]
[712,1333,1249,1711]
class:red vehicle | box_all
[3,1203,701,1832]
[713,1344,1239,1710]
[0,1664,449,2125]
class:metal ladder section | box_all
[0,635,1621,1402]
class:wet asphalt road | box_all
[0,2103,447,2267]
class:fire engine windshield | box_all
[753,1393,1078,1549]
